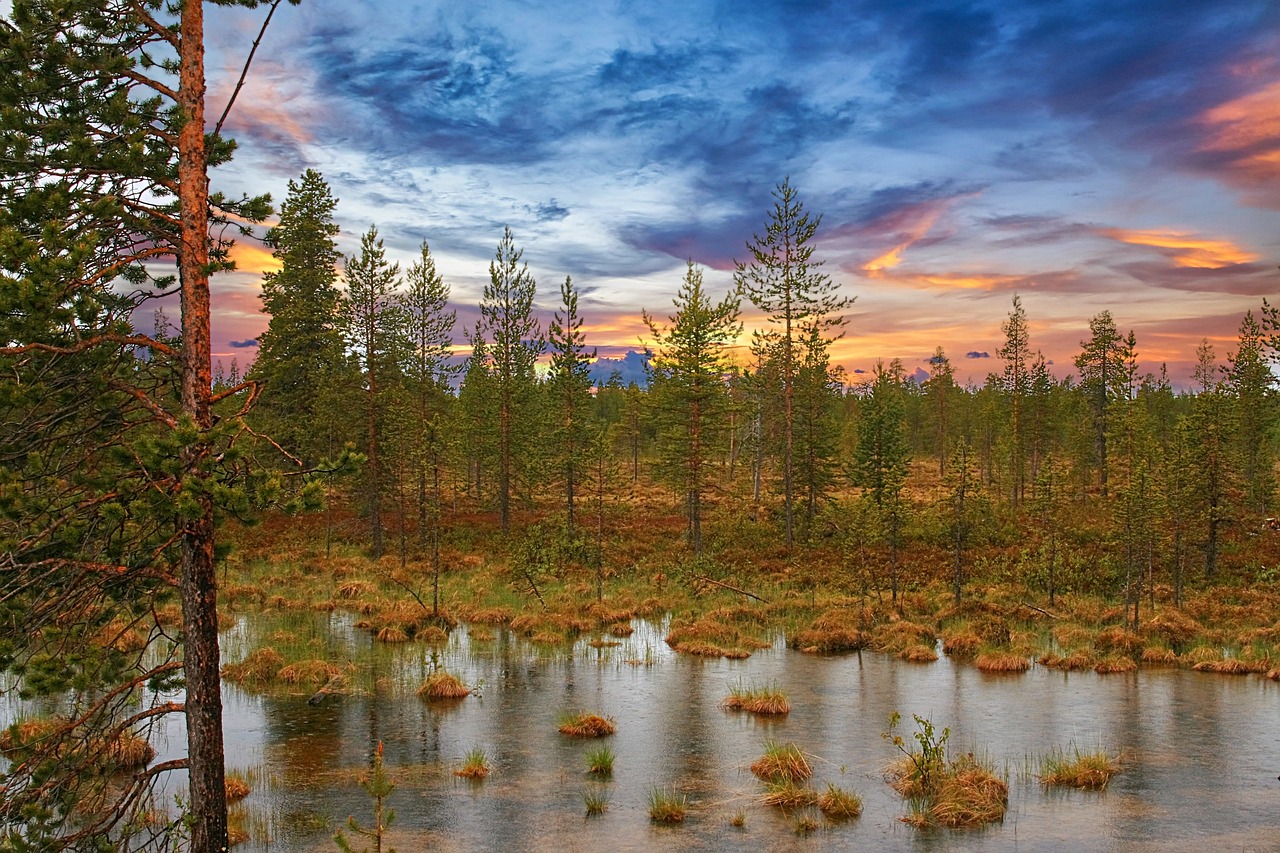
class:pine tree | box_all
[997,295,1032,505]
[0,1,296,847]
[735,178,851,548]
[1074,311,1127,496]
[343,226,406,556]
[924,347,957,475]
[852,362,910,603]
[1225,311,1274,515]
[477,227,544,533]
[547,275,595,532]
[644,262,742,553]
[251,169,350,463]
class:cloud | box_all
[1098,228,1259,269]
[529,199,570,222]
[966,351,990,359]
[228,338,259,348]
[588,349,650,386]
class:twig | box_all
[692,575,770,604]
[1020,601,1060,619]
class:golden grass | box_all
[0,718,58,754]
[975,651,1030,673]
[722,682,790,715]
[225,772,252,802]
[1140,647,1178,665]
[454,747,490,779]
[924,758,1008,828]
[558,713,616,737]
[647,786,687,823]
[105,732,156,769]
[1038,650,1094,671]
[417,670,471,699]
[1039,749,1119,789]
[276,660,343,687]
[751,741,812,784]
[1192,658,1252,675]
[903,643,939,663]
[1181,645,1224,665]
[871,620,936,655]
[1094,626,1143,657]
[1093,656,1138,674]
[221,647,286,686]
[761,780,819,807]
[942,631,982,659]
[418,626,449,644]
[818,783,862,819]
[375,626,409,643]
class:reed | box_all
[1039,748,1119,789]
[750,740,812,784]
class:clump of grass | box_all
[903,643,938,663]
[558,712,616,737]
[974,650,1030,673]
[870,620,936,655]
[729,811,746,828]
[884,713,1006,829]
[1192,658,1252,675]
[1094,655,1137,674]
[225,770,252,802]
[416,669,471,700]
[750,740,812,784]
[647,786,687,823]
[375,626,409,643]
[585,746,615,775]
[1039,748,1120,789]
[276,660,343,688]
[104,731,156,769]
[583,788,610,816]
[0,718,58,755]
[221,647,285,686]
[761,780,818,807]
[1140,646,1178,665]
[941,630,981,659]
[468,626,495,642]
[722,681,790,715]
[818,783,862,819]
[418,626,449,645]
[793,814,820,835]
[1038,650,1094,671]
[454,747,490,779]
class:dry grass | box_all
[104,732,156,769]
[1039,749,1120,789]
[0,718,58,755]
[225,771,252,802]
[1094,626,1143,657]
[818,783,862,819]
[923,757,1008,828]
[1192,658,1252,675]
[221,647,285,686]
[375,626,409,643]
[722,682,790,715]
[1093,656,1138,674]
[1140,646,1178,665]
[276,660,343,688]
[903,643,939,663]
[871,620,936,655]
[417,669,471,700]
[942,630,982,659]
[418,626,449,644]
[751,741,812,784]
[1038,650,1095,671]
[975,651,1030,673]
[647,786,688,823]
[454,747,490,779]
[761,780,819,807]
[558,712,616,737]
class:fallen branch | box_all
[692,575,769,604]
[1020,601,1060,619]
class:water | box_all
[20,613,1280,851]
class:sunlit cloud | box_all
[226,241,281,275]
[856,197,959,275]
[1193,78,1280,200]
[1097,228,1258,269]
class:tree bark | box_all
[178,2,228,850]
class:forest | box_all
[1,1,1278,851]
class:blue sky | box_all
[193,0,1280,385]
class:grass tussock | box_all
[416,669,471,700]
[454,747,490,779]
[818,783,862,819]
[103,732,156,769]
[1140,646,1179,665]
[558,712,616,737]
[1039,748,1120,789]
[975,650,1030,673]
[1094,655,1138,674]
[221,647,286,686]
[225,771,252,802]
[276,660,343,688]
[665,609,770,659]
[585,746,614,775]
[885,714,1006,829]
[903,643,939,663]
[760,780,819,808]
[647,786,688,823]
[942,630,982,659]
[750,740,812,784]
[583,789,610,816]
[1192,658,1253,675]
[871,620,936,655]
[1038,650,1094,671]
[722,681,790,715]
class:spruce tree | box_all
[477,227,544,533]
[1074,311,1127,496]
[547,276,595,532]
[735,178,851,548]
[644,262,742,553]
[852,362,910,603]
[252,169,349,463]
[997,295,1031,504]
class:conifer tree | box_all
[343,226,405,556]
[252,169,349,463]
[924,347,957,475]
[477,227,545,532]
[1075,311,1127,496]
[852,362,910,603]
[644,262,742,553]
[1225,311,1274,515]
[997,295,1031,504]
[735,178,851,548]
[0,1,297,847]
[547,275,595,532]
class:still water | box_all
[169,613,1278,851]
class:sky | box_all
[192,1,1278,385]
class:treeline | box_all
[240,171,1278,610]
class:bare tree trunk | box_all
[178,3,228,849]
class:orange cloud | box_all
[1193,75,1280,202]
[1098,228,1258,268]
[860,203,948,276]
[226,241,281,275]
